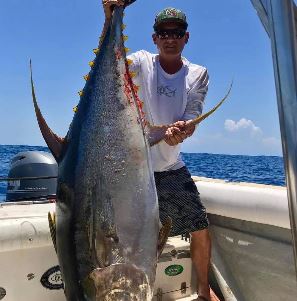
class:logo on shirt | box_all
[157,85,177,98]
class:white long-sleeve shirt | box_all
[127,50,209,172]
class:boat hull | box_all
[0,178,296,301]
[196,177,297,301]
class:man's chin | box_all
[162,49,180,56]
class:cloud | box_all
[262,137,281,147]
[198,118,282,155]
[182,118,282,155]
[224,118,262,137]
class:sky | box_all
[0,0,283,156]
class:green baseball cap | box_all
[153,7,188,31]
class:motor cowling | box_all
[6,151,58,202]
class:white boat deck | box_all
[0,201,198,300]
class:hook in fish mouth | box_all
[82,263,152,301]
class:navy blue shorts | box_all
[154,166,209,236]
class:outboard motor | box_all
[6,151,58,201]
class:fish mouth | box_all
[104,290,137,301]
[82,263,151,301]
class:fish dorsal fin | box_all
[30,60,64,161]
[157,216,172,258]
[48,211,57,253]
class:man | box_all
[103,1,215,301]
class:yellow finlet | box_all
[88,61,95,68]
[123,35,128,42]
[129,71,137,78]
[83,74,90,81]
[127,59,133,65]
[48,212,57,253]
[73,106,78,113]
[93,48,100,55]
[124,47,130,53]
[121,24,127,30]
[78,90,84,97]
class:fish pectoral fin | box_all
[48,211,57,253]
[190,80,233,127]
[157,216,172,258]
[30,60,64,162]
[94,231,115,268]
[94,229,119,267]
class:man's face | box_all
[153,22,189,57]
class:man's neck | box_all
[158,55,183,75]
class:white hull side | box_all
[195,177,297,301]
[209,214,296,301]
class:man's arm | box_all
[184,68,209,120]
[164,69,209,146]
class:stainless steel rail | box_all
[251,0,297,276]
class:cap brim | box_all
[154,19,188,30]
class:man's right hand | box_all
[164,122,188,146]
[164,121,196,146]
[102,0,125,20]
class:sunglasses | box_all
[155,29,186,40]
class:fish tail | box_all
[30,60,64,161]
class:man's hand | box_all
[102,0,124,20]
[164,121,196,146]
[184,120,196,137]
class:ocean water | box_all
[0,145,285,202]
